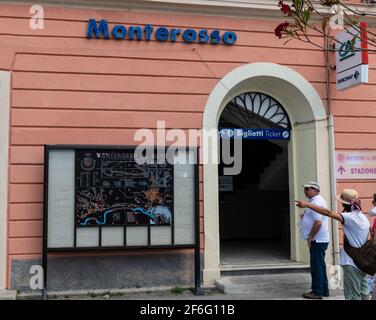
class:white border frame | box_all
[0,71,10,290]
[202,63,329,285]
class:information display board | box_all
[44,146,197,250]
[42,145,202,299]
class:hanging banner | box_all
[336,22,368,90]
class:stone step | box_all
[216,273,311,294]
[220,263,310,276]
[216,272,345,299]
[0,290,17,300]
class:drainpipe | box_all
[328,114,340,264]
[325,34,340,265]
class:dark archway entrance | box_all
[218,92,291,268]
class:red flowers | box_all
[278,0,292,16]
[274,22,290,38]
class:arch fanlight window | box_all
[219,92,291,130]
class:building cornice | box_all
[1,1,376,25]
[0,0,292,20]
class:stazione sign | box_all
[336,150,376,180]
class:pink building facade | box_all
[0,0,375,294]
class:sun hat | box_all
[336,189,359,205]
[302,181,320,191]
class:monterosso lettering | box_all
[87,19,237,45]
[96,152,133,160]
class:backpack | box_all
[344,230,376,276]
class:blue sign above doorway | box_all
[86,19,237,45]
[219,128,290,140]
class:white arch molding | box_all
[202,62,331,285]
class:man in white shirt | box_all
[299,181,330,299]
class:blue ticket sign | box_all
[219,128,290,140]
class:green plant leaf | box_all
[171,286,185,294]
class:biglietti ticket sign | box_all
[219,128,290,140]
[335,23,368,90]
[336,150,376,180]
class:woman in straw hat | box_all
[295,189,370,300]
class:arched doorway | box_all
[202,63,330,286]
[218,92,291,268]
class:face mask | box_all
[369,207,376,217]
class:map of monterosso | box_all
[75,150,173,226]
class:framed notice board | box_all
[44,145,198,251]
[42,145,202,299]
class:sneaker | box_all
[303,292,323,299]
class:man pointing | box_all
[299,181,330,299]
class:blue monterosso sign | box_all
[219,128,291,140]
[87,19,237,45]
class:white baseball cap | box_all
[302,181,320,191]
